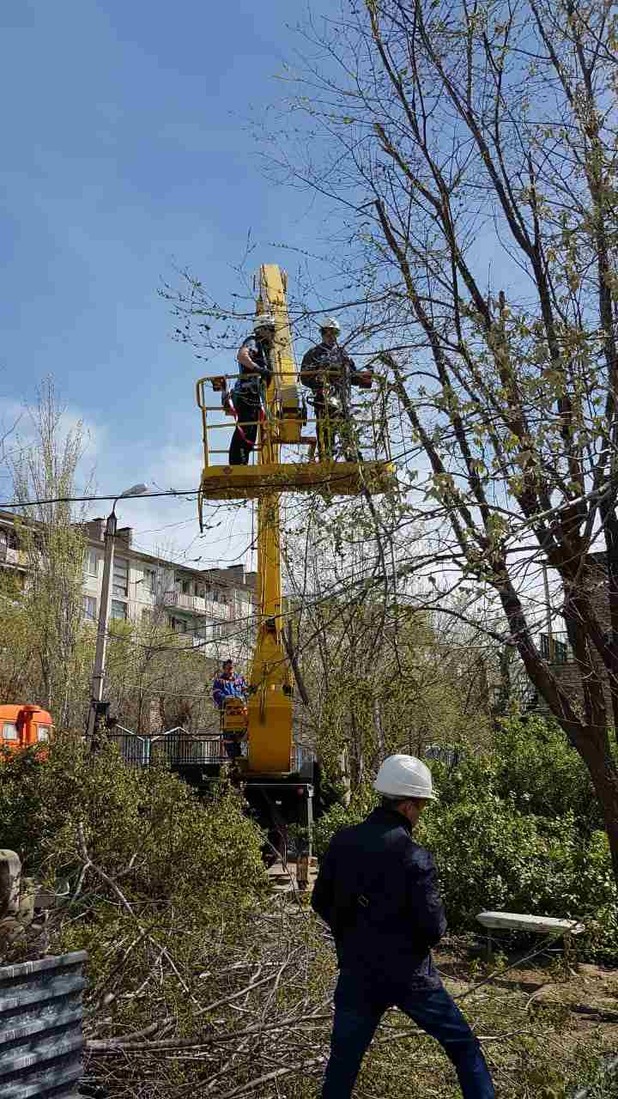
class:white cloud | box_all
[0,392,255,568]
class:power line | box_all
[0,489,198,510]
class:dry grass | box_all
[83,894,618,1099]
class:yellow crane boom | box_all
[195,264,395,776]
[248,266,294,772]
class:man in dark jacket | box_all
[228,314,275,465]
[312,755,495,1098]
[300,318,371,461]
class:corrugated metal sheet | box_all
[0,950,87,1098]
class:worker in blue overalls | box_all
[212,659,248,759]
[312,755,495,1099]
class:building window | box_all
[2,723,18,741]
[143,568,156,594]
[0,528,17,558]
[113,557,129,598]
[554,638,569,664]
[85,548,99,577]
[83,595,97,622]
[111,600,128,620]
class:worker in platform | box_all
[312,755,495,1099]
[212,658,248,759]
[300,318,371,461]
[228,315,275,466]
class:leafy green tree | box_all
[0,572,38,701]
[286,527,495,797]
[102,613,218,734]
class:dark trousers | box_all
[322,970,495,1099]
[223,735,241,760]
[229,395,259,465]
[315,404,358,462]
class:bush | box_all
[431,714,599,826]
[313,716,618,961]
[313,785,378,856]
[0,737,268,944]
[493,715,600,828]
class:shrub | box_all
[313,785,378,856]
[0,737,267,942]
[313,716,617,961]
[492,715,600,828]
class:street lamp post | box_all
[86,483,148,746]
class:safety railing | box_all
[195,372,392,470]
[106,727,228,767]
[106,727,315,774]
[539,632,573,665]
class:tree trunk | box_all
[349,712,364,792]
[574,730,618,885]
[339,747,351,807]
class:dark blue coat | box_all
[311,806,446,990]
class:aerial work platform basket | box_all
[195,370,395,511]
[197,455,395,503]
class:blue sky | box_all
[0,0,332,565]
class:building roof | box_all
[0,509,256,593]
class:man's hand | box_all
[237,346,259,371]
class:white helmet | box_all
[320,316,340,334]
[373,755,436,801]
[254,313,276,333]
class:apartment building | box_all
[82,518,256,661]
[0,510,257,663]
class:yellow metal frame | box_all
[196,264,395,774]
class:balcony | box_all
[539,632,572,664]
[0,543,26,569]
[162,590,207,614]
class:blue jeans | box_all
[322,970,495,1099]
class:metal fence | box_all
[0,950,86,1098]
[106,727,314,773]
[107,726,228,767]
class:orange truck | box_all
[0,705,53,755]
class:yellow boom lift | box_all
[195,265,393,853]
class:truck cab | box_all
[0,705,53,755]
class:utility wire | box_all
[0,489,198,510]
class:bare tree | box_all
[274,0,618,878]
[10,380,90,725]
[283,507,496,796]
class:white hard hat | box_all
[373,755,436,800]
[254,313,276,332]
[320,316,340,333]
